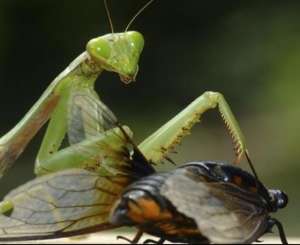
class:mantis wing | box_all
[67,87,116,145]
[0,169,125,241]
[160,167,268,244]
[61,88,155,178]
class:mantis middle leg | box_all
[139,91,249,166]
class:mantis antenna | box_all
[104,0,114,33]
[125,0,155,31]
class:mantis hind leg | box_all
[139,91,249,166]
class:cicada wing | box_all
[160,168,268,244]
[0,168,129,241]
[65,88,155,178]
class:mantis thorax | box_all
[87,31,144,83]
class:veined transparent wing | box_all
[0,88,156,241]
[67,87,117,145]
[65,87,155,178]
[160,167,269,244]
[0,169,128,241]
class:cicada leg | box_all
[116,229,144,244]
[268,218,288,245]
[143,238,165,244]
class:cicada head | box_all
[268,189,289,212]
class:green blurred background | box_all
[0,0,299,237]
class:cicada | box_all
[0,88,288,244]
[111,161,288,244]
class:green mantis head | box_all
[87,31,144,83]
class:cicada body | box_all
[110,161,288,244]
[110,172,209,244]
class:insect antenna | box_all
[104,0,114,33]
[125,0,155,31]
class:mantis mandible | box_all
[0,1,265,242]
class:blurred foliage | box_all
[0,0,299,237]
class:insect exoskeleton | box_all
[110,161,288,244]
[86,31,144,82]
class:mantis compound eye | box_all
[87,37,112,61]
[117,31,144,82]
[126,31,144,56]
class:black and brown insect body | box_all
[110,172,209,244]
[110,161,288,244]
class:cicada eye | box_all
[269,189,288,210]
[277,191,288,209]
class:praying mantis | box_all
[0,0,250,180]
[0,0,277,243]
